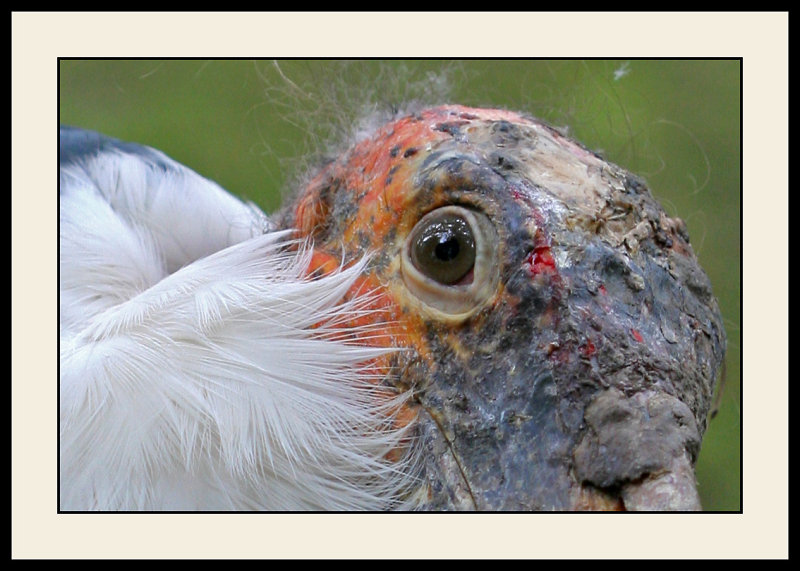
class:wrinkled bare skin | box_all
[280,105,726,511]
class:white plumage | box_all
[59,131,418,511]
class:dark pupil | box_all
[411,214,476,285]
[435,237,460,261]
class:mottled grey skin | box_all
[279,106,727,510]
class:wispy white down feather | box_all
[60,142,419,511]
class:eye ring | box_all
[401,205,500,319]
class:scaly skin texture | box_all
[277,105,726,511]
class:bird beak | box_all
[414,382,706,512]
[571,454,702,511]
[569,388,704,511]
[610,454,702,511]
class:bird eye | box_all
[409,212,476,285]
[401,206,500,319]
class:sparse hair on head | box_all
[254,60,465,201]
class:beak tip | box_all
[571,389,705,511]
[620,453,703,511]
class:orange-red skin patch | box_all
[294,106,534,350]
[290,106,542,454]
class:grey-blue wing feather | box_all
[59,126,178,186]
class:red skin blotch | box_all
[580,339,597,358]
[525,246,557,276]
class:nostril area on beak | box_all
[572,388,703,511]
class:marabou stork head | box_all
[276,105,726,510]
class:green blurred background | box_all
[59,59,741,511]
